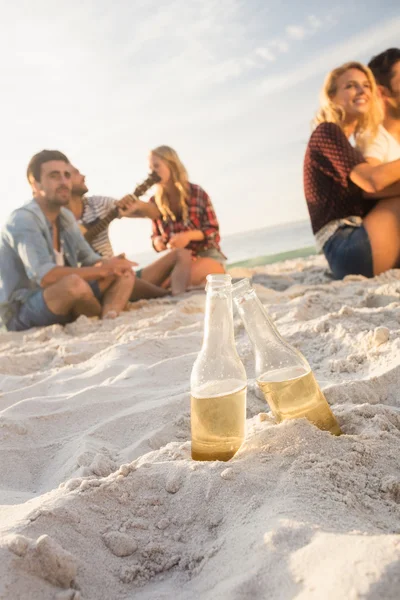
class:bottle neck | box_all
[202,288,235,353]
[235,290,280,349]
[234,285,309,377]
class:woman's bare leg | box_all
[140,249,192,295]
[190,258,225,287]
[363,196,400,275]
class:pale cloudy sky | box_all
[1,0,399,256]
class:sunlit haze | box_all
[1,1,399,257]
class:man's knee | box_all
[58,274,93,299]
[115,270,136,288]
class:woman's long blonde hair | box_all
[151,146,190,222]
[313,61,382,148]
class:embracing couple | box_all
[304,48,400,279]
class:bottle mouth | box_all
[231,278,252,301]
[205,274,232,291]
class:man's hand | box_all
[99,255,138,277]
[153,236,167,252]
[117,194,142,217]
[167,232,191,249]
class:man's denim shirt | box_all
[0,200,101,326]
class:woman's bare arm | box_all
[351,158,400,193]
[363,180,400,199]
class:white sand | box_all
[0,255,399,600]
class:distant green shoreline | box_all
[227,245,317,269]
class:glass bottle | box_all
[232,278,341,435]
[190,274,247,461]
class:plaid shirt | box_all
[149,183,224,256]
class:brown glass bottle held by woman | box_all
[232,279,341,435]
[304,61,400,280]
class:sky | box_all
[1,0,399,257]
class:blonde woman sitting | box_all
[304,61,400,278]
[127,146,226,287]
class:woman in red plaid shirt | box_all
[130,146,227,287]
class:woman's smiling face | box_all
[332,68,372,119]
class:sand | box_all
[0,254,399,599]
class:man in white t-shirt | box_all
[365,48,400,164]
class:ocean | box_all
[131,219,316,267]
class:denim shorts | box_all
[323,225,373,280]
[197,248,227,264]
[7,281,103,332]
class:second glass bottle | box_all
[232,278,341,435]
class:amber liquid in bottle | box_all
[191,384,247,461]
[257,366,341,435]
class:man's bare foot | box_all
[103,310,118,319]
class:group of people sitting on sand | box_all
[0,146,226,331]
[0,47,399,332]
